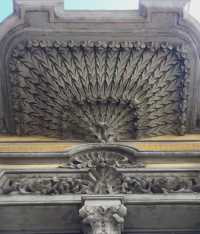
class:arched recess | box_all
[0,0,200,142]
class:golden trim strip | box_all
[0,163,200,169]
[0,142,200,152]
[0,135,200,152]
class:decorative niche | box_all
[7,40,189,142]
[1,0,200,142]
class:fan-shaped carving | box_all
[82,165,123,194]
[8,40,189,141]
[61,150,144,169]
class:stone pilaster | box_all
[79,196,127,234]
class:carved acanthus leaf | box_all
[79,203,127,234]
[79,204,127,224]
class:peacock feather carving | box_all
[8,40,189,142]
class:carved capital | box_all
[79,197,127,234]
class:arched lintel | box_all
[65,143,139,158]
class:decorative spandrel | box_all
[8,40,189,142]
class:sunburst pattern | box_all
[61,150,144,168]
[8,40,189,141]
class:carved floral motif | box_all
[0,176,83,195]
[8,40,189,141]
[121,175,200,194]
[1,174,200,195]
[81,165,123,194]
[61,150,144,169]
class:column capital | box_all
[79,197,127,234]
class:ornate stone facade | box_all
[1,0,200,234]
[0,144,200,196]
[60,149,144,169]
[2,171,200,195]
[8,40,189,141]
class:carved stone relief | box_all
[1,1,200,233]
[0,176,79,195]
[0,147,144,195]
[2,171,200,195]
[60,150,144,169]
[79,201,127,234]
[0,151,200,195]
[1,144,200,196]
[8,40,189,141]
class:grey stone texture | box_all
[0,0,200,234]
[0,0,199,138]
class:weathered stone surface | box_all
[2,168,200,196]
[1,0,200,234]
[60,148,144,169]
[7,40,188,141]
[1,195,200,234]
[0,0,200,136]
[80,197,127,234]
